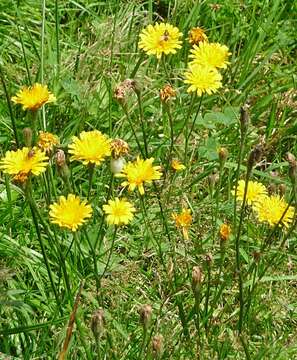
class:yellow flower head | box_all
[0,147,48,182]
[49,194,92,231]
[219,223,231,241]
[172,208,192,240]
[68,130,111,166]
[233,180,267,206]
[184,64,222,96]
[138,23,182,59]
[188,27,208,46]
[118,157,162,195]
[160,84,176,103]
[37,131,59,153]
[189,42,231,69]
[11,83,56,111]
[103,197,135,226]
[111,139,129,159]
[254,195,294,228]
[171,159,186,171]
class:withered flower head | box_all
[188,27,208,46]
[160,84,176,103]
[111,139,129,159]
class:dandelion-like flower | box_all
[37,131,59,153]
[233,180,267,206]
[0,147,48,182]
[172,208,192,240]
[171,159,186,171]
[11,83,56,111]
[184,64,222,96]
[68,130,111,166]
[49,194,92,231]
[188,27,208,46]
[118,157,162,195]
[219,223,231,241]
[189,42,231,69]
[103,198,135,226]
[138,23,182,59]
[254,195,294,228]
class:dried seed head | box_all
[23,127,33,147]
[160,84,176,103]
[139,304,152,330]
[110,157,125,174]
[208,173,219,188]
[286,152,297,183]
[91,308,105,340]
[188,27,208,46]
[111,138,129,159]
[55,149,70,181]
[114,79,137,103]
[55,149,66,167]
[152,334,164,358]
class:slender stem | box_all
[55,0,60,70]
[164,103,174,173]
[99,227,118,281]
[0,66,19,147]
[184,94,203,163]
[203,263,211,331]
[87,163,95,200]
[175,94,196,142]
[136,91,148,157]
[138,327,148,360]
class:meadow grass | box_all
[0,0,297,359]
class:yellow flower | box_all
[184,64,222,96]
[188,27,208,46]
[0,147,48,182]
[254,195,294,228]
[49,194,92,231]
[11,83,56,111]
[68,130,111,166]
[172,208,192,240]
[138,23,182,59]
[103,198,135,226]
[118,157,162,195]
[171,159,186,171]
[219,223,231,241]
[37,131,59,153]
[233,180,267,206]
[189,42,231,69]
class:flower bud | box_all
[286,152,297,184]
[139,304,152,330]
[55,149,70,181]
[279,183,286,197]
[23,127,33,147]
[247,144,263,170]
[239,105,249,137]
[267,183,276,195]
[205,253,213,265]
[91,308,105,340]
[218,147,228,166]
[208,173,219,188]
[152,334,164,358]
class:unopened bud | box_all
[192,266,202,295]
[252,251,261,263]
[55,149,70,181]
[286,152,297,184]
[239,105,249,137]
[208,173,219,188]
[205,253,213,265]
[247,144,263,170]
[56,149,66,167]
[91,308,105,340]
[23,127,33,147]
[218,147,228,166]
[267,183,276,195]
[279,184,286,197]
[139,304,152,330]
[152,334,164,358]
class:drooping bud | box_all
[247,144,263,170]
[152,334,164,358]
[91,308,105,340]
[110,158,125,175]
[139,304,152,330]
[208,172,219,189]
[23,127,33,147]
[55,149,70,182]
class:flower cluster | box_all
[233,180,294,228]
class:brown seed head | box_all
[139,304,152,330]
[111,138,129,159]
[91,308,105,340]
[160,84,176,103]
[152,334,164,358]
[55,149,66,167]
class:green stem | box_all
[87,163,95,200]
[164,103,174,173]
[99,227,118,282]
[136,91,148,157]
